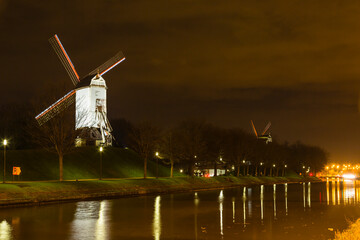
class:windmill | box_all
[35,34,125,146]
[250,120,272,144]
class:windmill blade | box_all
[261,122,271,135]
[250,120,258,138]
[35,90,76,126]
[49,34,80,86]
[88,51,125,76]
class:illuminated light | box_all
[337,165,340,169]
[284,164,287,168]
[180,169,183,173]
[303,166,305,169]
[155,152,159,156]
[326,166,329,170]
[231,165,235,170]
[273,164,276,167]
[54,34,80,80]
[194,155,197,159]
[100,57,126,75]
[260,162,263,166]
[342,173,356,179]
[242,160,245,164]
[3,139,7,146]
[309,172,313,177]
[99,146,103,152]
[332,165,335,168]
[219,157,223,161]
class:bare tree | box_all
[174,120,207,176]
[28,83,81,181]
[128,121,161,178]
[159,128,181,177]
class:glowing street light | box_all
[155,152,159,178]
[3,139,7,183]
[284,164,287,168]
[99,146,103,180]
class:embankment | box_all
[0,176,321,208]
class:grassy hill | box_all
[2,147,180,181]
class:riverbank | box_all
[335,219,360,240]
[0,176,320,208]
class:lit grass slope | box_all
[3,147,180,181]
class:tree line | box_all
[0,103,328,180]
[113,119,328,178]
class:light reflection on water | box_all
[0,220,12,240]
[2,180,360,239]
[153,196,161,240]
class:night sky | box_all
[1,1,360,162]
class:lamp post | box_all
[99,146,103,180]
[3,139,7,183]
[155,152,159,179]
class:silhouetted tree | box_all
[128,121,161,178]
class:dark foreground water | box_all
[1,180,360,240]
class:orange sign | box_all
[13,167,21,175]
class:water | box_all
[1,180,360,239]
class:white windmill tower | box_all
[35,34,125,146]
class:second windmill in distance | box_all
[250,120,272,144]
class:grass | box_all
[335,219,360,240]
[2,147,181,181]
[0,175,319,207]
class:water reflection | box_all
[153,196,161,240]
[248,188,252,218]
[232,197,235,223]
[71,201,101,240]
[194,192,199,240]
[285,183,288,215]
[0,220,11,240]
[242,187,246,228]
[326,180,330,205]
[95,201,110,240]
[260,185,264,222]
[219,190,224,237]
[303,182,306,209]
[273,184,277,218]
[4,181,360,240]
[307,182,311,208]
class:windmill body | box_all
[35,34,125,146]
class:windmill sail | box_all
[35,90,76,126]
[250,120,258,138]
[88,51,125,76]
[49,34,80,86]
[261,122,271,136]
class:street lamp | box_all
[3,139,7,183]
[155,152,159,179]
[99,146,103,180]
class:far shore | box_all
[0,176,321,209]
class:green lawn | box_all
[2,147,181,181]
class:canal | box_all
[1,180,360,239]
